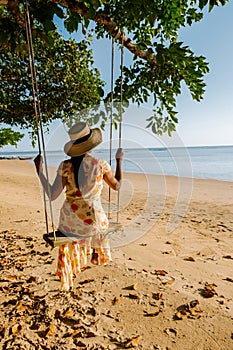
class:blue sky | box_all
[176,1,233,146]
[2,1,233,152]
[89,1,233,147]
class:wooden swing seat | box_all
[43,222,124,248]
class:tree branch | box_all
[6,0,25,28]
[3,0,157,66]
[94,12,157,65]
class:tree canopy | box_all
[0,128,24,148]
[0,32,104,131]
[0,0,229,137]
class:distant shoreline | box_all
[1,145,233,183]
[0,156,33,160]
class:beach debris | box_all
[63,308,74,318]
[162,250,172,255]
[154,269,168,276]
[223,255,233,260]
[175,300,202,320]
[218,298,231,305]
[70,290,82,300]
[1,275,18,282]
[184,256,195,262]
[45,324,57,338]
[124,335,142,348]
[34,290,47,299]
[152,292,163,300]
[112,296,121,305]
[175,310,187,320]
[127,292,142,301]
[144,309,161,317]
[15,303,28,313]
[162,277,175,285]
[201,282,218,298]
[27,276,37,283]
[164,328,177,336]
[139,243,147,246]
[67,328,83,338]
[79,278,95,285]
[11,323,22,334]
[123,282,138,290]
[1,226,231,349]
[223,277,233,283]
[105,310,115,319]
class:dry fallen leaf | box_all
[165,328,177,336]
[79,278,94,285]
[127,292,141,300]
[18,257,27,262]
[11,323,22,334]
[162,277,175,285]
[155,270,167,276]
[124,283,138,291]
[144,310,161,317]
[5,275,18,281]
[190,300,199,308]
[184,256,195,262]
[70,290,82,300]
[152,292,163,300]
[125,335,142,348]
[175,310,187,320]
[175,300,202,320]
[113,296,121,305]
[27,276,36,283]
[63,308,74,318]
[16,303,28,313]
[218,299,229,305]
[71,329,83,337]
[224,277,233,283]
[45,324,57,338]
[201,283,217,298]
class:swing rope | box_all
[116,44,124,223]
[24,0,56,239]
[25,4,123,246]
[108,37,115,220]
[108,39,124,223]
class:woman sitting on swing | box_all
[34,121,124,291]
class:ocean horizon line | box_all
[1,145,232,183]
[1,143,233,154]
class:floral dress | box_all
[56,154,112,291]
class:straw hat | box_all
[64,122,102,157]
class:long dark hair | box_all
[71,155,86,189]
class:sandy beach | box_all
[0,159,232,350]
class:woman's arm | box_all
[34,154,66,201]
[103,148,124,191]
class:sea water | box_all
[1,145,233,182]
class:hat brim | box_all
[64,128,102,157]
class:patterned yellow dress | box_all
[56,154,112,291]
